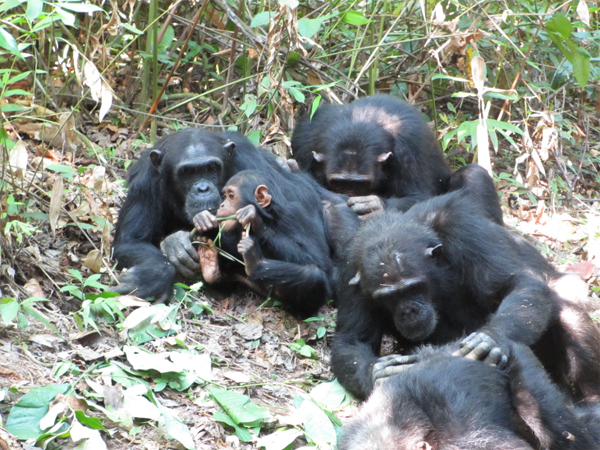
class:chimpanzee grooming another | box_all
[339,342,600,450]
[112,128,289,301]
[291,95,453,218]
[193,169,358,318]
[331,190,600,402]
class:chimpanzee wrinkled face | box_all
[351,223,446,342]
[314,122,395,197]
[150,138,235,219]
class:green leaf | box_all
[213,408,253,442]
[5,384,70,439]
[486,119,524,135]
[310,379,349,410]
[67,268,83,282]
[298,398,337,447]
[316,326,326,339]
[209,388,270,427]
[47,164,78,177]
[0,27,23,59]
[247,130,261,147]
[431,73,470,83]
[26,0,43,22]
[545,13,572,40]
[75,410,106,430]
[3,89,33,97]
[122,23,143,35]
[257,428,302,450]
[251,11,273,28]
[0,297,19,323]
[310,95,321,119]
[54,7,76,26]
[0,0,25,13]
[156,401,195,449]
[566,40,591,88]
[298,17,322,38]
[342,10,371,26]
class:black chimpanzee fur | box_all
[291,95,452,212]
[112,128,287,300]
[339,342,600,450]
[331,189,600,402]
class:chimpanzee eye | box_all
[206,163,219,174]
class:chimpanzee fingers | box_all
[372,354,418,382]
[236,205,256,227]
[193,211,218,233]
[483,347,509,370]
[348,195,384,216]
[160,232,199,278]
[459,331,486,356]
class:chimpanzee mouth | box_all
[185,200,220,220]
[395,308,437,343]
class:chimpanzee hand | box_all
[111,261,176,302]
[238,232,263,276]
[198,237,221,283]
[458,331,509,370]
[193,210,218,233]
[347,195,385,219]
[236,205,262,230]
[372,354,419,386]
[160,230,199,278]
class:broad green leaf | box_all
[1,104,29,112]
[247,130,261,147]
[75,410,106,430]
[298,17,322,38]
[55,7,76,26]
[4,89,33,97]
[0,0,25,13]
[545,14,572,40]
[486,119,524,135]
[431,73,470,83]
[251,11,273,28]
[566,40,591,88]
[122,23,143,35]
[298,398,337,447]
[26,0,43,22]
[47,164,78,177]
[0,27,23,59]
[5,384,70,439]
[157,400,195,449]
[317,326,326,338]
[342,10,371,26]
[209,388,270,427]
[0,297,19,323]
[213,408,254,442]
[310,379,349,410]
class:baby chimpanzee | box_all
[194,169,356,317]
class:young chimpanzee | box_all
[291,95,452,218]
[193,169,357,318]
[339,342,600,450]
[331,189,600,402]
[112,128,297,301]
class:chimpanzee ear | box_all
[150,150,163,169]
[424,209,451,234]
[377,152,392,163]
[254,185,272,208]
[349,272,361,285]
[224,141,236,153]
[312,151,325,163]
[425,243,443,259]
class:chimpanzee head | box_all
[312,121,395,197]
[148,129,236,220]
[348,213,448,342]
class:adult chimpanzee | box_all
[291,95,452,218]
[339,342,600,450]
[193,169,358,318]
[112,128,290,301]
[331,189,600,402]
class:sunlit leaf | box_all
[342,10,371,26]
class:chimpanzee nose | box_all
[196,181,210,193]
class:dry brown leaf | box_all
[102,219,111,256]
[84,249,103,273]
[24,278,45,298]
[49,176,64,236]
[471,56,485,93]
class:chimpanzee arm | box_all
[507,343,599,449]
[461,275,557,363]
[111,242,176,301]
[238,234,330,318]
[331,293,388,399]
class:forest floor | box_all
[1,124,600,450]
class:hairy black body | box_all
[112,128,287,300]
[331,190,600,401]
[340,342,600,450]
[194,169,357,318]
[291,95,452,217]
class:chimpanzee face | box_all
[150,138,235,219]
[313,122,394,197]
[350,224,446,342]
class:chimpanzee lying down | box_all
[339,342,600,450]
[193,168,358,318]
[331,189,600,402]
